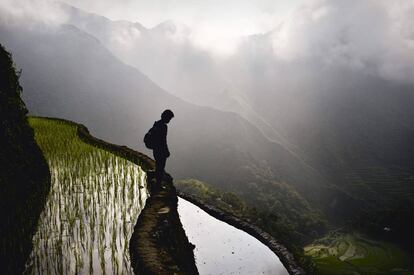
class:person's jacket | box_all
[153,120,169,157]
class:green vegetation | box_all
[176,179,250,217]
[0,44,50,274]
[305,232,414,274]
[178,176,326,241]
[26,118,149,274]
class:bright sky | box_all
[62,0,304,54]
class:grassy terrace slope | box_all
[305,232,414,274]
[27,117,148,274]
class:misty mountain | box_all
[68,0,414,210]
[59,2,235,109]
[229,31,414,246]
[3,0,413,246]
[60,3,414,210]
[231,37,414,202]
[58,3,294,148]
[52,3,414,246]
[0,22,349,242]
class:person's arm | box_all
[160,124,170,157]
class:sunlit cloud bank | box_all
[61,0,304,55]
[0,0,68,25]
[1,0,413,85]
[270,0,414,84]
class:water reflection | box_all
[178,198,289,275]
[25,119,148,274]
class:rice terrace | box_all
[25,117,148,274]
[305,232,412,274]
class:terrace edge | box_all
[177,191,307,275]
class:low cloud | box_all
[1,0,413,86]
[269,0,414,84]
[0,0,68,26]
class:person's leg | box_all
[155,155,166,185]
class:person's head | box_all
[161,109,174,123]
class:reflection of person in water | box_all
[152,109,174,185]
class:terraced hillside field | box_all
[305,232,414,274]
[25,118,148,274]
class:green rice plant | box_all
[24,118,149,274]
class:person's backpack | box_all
[143,123,158,149]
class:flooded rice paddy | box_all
[177,198,289,275]
[27,118,289,275]
[26,118,148,274]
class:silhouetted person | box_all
[152,109,174,185]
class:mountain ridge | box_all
[0,21,339,235]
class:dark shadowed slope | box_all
[0,44,50,273]
[237,63,414,247]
